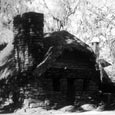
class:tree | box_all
[42,0,79,31]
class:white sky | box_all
[45,0,115,11]
[26,0,115,16]
[88,0,115,9]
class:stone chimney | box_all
[13,12,44,72]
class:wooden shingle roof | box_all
[34,31,96,76]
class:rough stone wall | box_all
[13,12,44,73]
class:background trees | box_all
[0,0,115,78]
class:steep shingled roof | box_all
[33,30,96,76]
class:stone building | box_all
[13,12,101,106]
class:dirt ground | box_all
[0,106,114,115]
[1,109,115,115]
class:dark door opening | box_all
[52,78,60,91]
[66,78,75,105]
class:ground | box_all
[1,108,115,115]
[0,103,115,115]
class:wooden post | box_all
[91,37,102,90]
